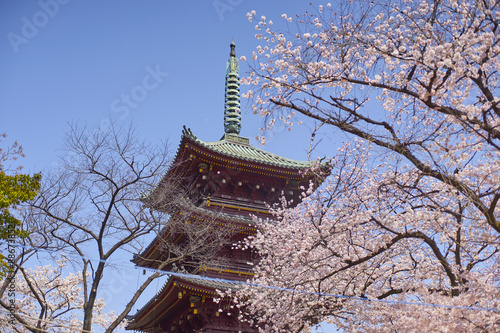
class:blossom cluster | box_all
[237,0,500,331]
[0,258,119,332]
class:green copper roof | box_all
[224,40,241,135]
[183,127,313,170]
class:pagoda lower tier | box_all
[126,276,256,333]
[127,204,261,332]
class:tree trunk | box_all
[83,261,105,332]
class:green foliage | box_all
[0,134,41,277]
[0,170,41,237]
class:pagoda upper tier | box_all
[143,126,328,219]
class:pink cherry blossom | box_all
[237,0,500,331]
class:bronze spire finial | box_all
[224,40,241,135]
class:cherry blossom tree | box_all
[0,258,117,333]
[237,0,500,331]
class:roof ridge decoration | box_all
[224,40,241,135]
[182,125,196,140]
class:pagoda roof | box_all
[178,275,241,291]
[133,275,240,316]
[128,274,241,330]
[143,127,331,207]
[132,203,259,267]
[182,127,314,170]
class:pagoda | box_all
[126,42,328,333]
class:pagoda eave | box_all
[146,128,328,207]
[132,207,259,269]
[127,276,244,333]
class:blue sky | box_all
[2,1,337,331]
[2,0,337,175]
